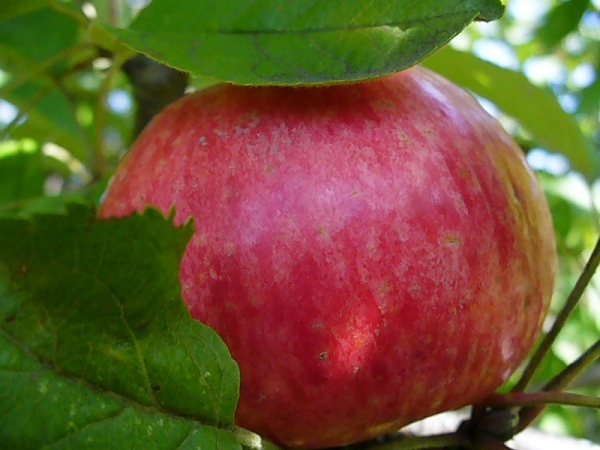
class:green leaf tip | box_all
[475,0,505,22]
[0,202,241,449]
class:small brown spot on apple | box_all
[223,242,236,255]
[237,111,260,128]
[377,281,390,295]
[523,294,533,309]
[396,130,410,144]
[371,99,395,110]
[444,235,461,246]
[430,397,442,409]
[318,352,329,360]
[367,421,396,437]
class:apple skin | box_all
[99,66,556,449]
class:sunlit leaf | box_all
[422,46,599,181]
[0,140,44,206]
[1,81,87,159]
[0,8,88,158]
[110,0,503,85]
[536,0,588,50]
[578,75,600,115]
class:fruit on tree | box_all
[98,66,557,449]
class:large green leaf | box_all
[0,7,79,75]
[536,0,588,50]
[110,0,503,85]
[0,203,241,449]
[578,63,600,115]
[0,0,55,22]
[422,46,599,181]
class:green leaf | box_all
[0,0,55,22]
[1,81,88,159]
[536,0,588,50]
[422,46,599,181]
[0,140,45,210]
[0,7,88,157]
[0,203,241,449]
[110,0,504,85]
[578,72,600,115]
[0,7,79,75]
[0,139,87,216]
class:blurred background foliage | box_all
[1,0,600,444]
[451,0,600,441]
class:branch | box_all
[401,410,600,450]
[122,55,189,138]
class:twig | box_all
[0,43,92,99]
[122,55,189,138]
[0,85,53,140]
[484,390,600,409]
[356,432,471,450]
[517,338,600,431]
[92,51,131,179]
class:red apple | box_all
[99,66,556,449]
